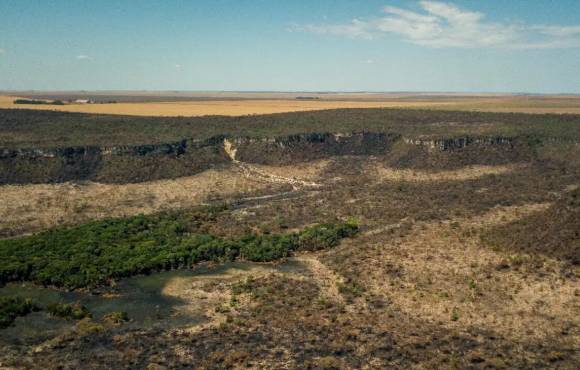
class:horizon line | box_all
[2,90,580,96]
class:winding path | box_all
[223,139,320,190]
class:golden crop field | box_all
[0,95,451,117]
[441,96,580,114]
[2,94,580,116]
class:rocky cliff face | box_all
[0,136,227,159]
[0,132,540,184]
[0,137,230,184]
[232,132,400,164]
[403,136,514,151]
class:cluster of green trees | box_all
[0,212,358,289]
[13,99,65,105]
[0,296,40,328]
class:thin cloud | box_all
[296,19,374,40]
[296,1,580,49]
[76,55,93,60]
[0,49,5,54]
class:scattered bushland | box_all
[482,188,580,264]
[2,107,578,185]
[2,108,579,149]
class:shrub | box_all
[298,221,359,251]
[338,282,363,298]
[103,311,130,324]
[76,318,105,335]
[46,302,92,320]
[0,296,40,328]
[451,307,460,321]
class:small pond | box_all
[0,260,306,346]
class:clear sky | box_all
[1,0,579,93]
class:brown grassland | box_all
[3,93,580,116]
[0,95,450,116]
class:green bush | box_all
[298,221,359,251]
[240,234,298,261]
[0,296,40,328]
[13,99,49,105]
[46,302,92,320]
[103,311,130,324]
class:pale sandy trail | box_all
[223,139,320,190]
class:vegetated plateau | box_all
[0,107,578,369]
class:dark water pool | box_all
[0,260,306,345]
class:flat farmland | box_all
[0,95,450,117]
[3,93,580,116]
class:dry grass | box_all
[0,167,276,237]
[371,163,525,182]
[361,202,579,342]
[252,160,331,181]
[0,95,450,117]
[3,94,580,116]
[292,256,346,305]
[162,264,280,335]
[0,160,333,237]
[441,96,580,114]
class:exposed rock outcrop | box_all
[0,137,230,184]
[0,132,556,184]
[232,132,400,164]
[402,136,514,151]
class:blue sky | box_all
[1,0,579,93]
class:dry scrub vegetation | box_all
[1,107,579,368]
[359,203,576,341]
[0,167,277,237]
[0,160,337,237]
[0,160,526,237]
[371,162,525,182]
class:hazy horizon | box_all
[3,90,579,96]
